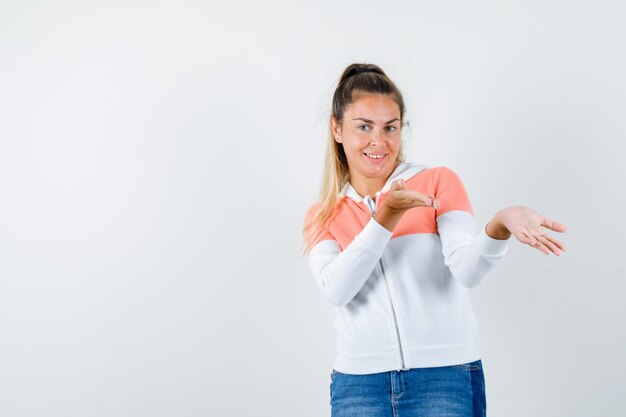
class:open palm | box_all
[498,206,567,256]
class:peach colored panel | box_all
[431,166,474,217]
[305,166,474,251]
[327,198,371,251]
[387,169,438,238]
[303,203,334,249]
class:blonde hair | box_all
[303,63,406,251]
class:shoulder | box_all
[430,166,473,215]
[431,165,460,176]
[304,202,322,224]
[303,201,340,251]
[429,165,464,184]
[396,161,459,178]
[402,164,463,185]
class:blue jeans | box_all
[329,359,486,417]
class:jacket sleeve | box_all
[434,167,508,288]
[305,206,392,306]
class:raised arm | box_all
[434,167,509,288]
[435,167,567,288]
[306,182,440,306]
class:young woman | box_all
[303,63,567,417]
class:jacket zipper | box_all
[363,195,407,371]
[379,257,407,370]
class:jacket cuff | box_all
[358,217,393,252]
[476,226,509,257]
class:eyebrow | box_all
[352,117,400,124]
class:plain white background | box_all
[1,1,625,416]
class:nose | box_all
[370,129,382,146]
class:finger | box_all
[525,233,549,255]
[416,194,437,208]
[532,240,550,255]
[541,233,567,252]
[425,195,438,209]
[390,179,404,191]
[535,234,563,256]
[518,231,549,255]
[514,231,535,246]
[540,217,567,233]
[414,197,436,208]
[406,191,437,208]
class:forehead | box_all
[345,93,400,120]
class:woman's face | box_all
[331,93,402,184]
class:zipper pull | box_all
[363,195,377,216]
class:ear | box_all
[330,116,342,143]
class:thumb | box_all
[390,179,406,191]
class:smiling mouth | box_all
[363,153,387,159]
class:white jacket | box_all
[305,162,508,374]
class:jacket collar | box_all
[339,162,429,203]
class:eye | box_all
[357,125,371,131]
[386,125,398,132]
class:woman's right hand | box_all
[384,179,439,211]
[374,179,438,231]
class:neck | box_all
[351,178,386,200]
[349,162,400,199]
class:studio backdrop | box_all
[0,1,624,416]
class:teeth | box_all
[366,154,384,159]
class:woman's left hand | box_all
[486,206,567,256]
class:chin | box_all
[363,162,394,177]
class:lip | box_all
[363,152,388,163]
